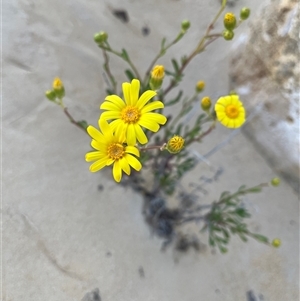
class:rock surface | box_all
[230,0,300,193]
[3,0,299,300]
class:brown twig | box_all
[63,108,87,133]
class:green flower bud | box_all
[272,238,281,248]
[45,90,56,101]
[223,29,234,41]
[240,7,251,20]
[52,77,65,98]
[271,177,280,187]
[149,65,165,90]
[196,80,205,93]
[181,20,190,31]
[201,96,211,111]
[94,31,108,44]
[224,12,236,30]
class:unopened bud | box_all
[271,177,280,187]
[223,29,234,41]
[181,20,190,31]
[94,31,108,44]
[52,77,65,98]
[166,136,185,154]
[196,80,205,93]
[224,12,236,30]
[240,7,251,20]
[201,96,211,111]
[272,238,281,248]
[45,90,56,101]
[150,65,165,90]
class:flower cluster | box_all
[85,79,167,182]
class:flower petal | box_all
[138,118,160,132]
[87,126,104,142]
[85,151,105,162]
[113,160,122,182]
[120,157,131,175]
[125,145,140,157]
[227,119,235,128]
[122,82,131,105]
[109,119,123,132]
[126,123,136,145]
[141,101,164,114]
[100,101,121,111]
[130,79,140,106]
[217,96,231,106]
[114,122,126,143]
[142,112,167,125]
[125,154,142,171]
[91,140,106,152]
[134,124,148,144]
[215,103,226,112]
[136,90,157,109]
[99,118,113,139]
[100,111,121,120]
[89,156,109,172]
[105,95,126,109]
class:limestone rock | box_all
[230,0,300,192]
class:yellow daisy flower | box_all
[85,119,142,183]
[214,95,246,128]
[100,79,167,145]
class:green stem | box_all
[168,92,198,130]
[101,44,142,81]
[143,31,185,85]
[139,144,166,152]
[102,49,117,93]
[162,2,226,97]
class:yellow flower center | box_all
[225,104,239,119]
[121,106,140,123]
[107,143,125,160]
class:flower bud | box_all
[45,90,56,101]
[181,20,190,31]
[224,12,236,30]
[52,77,63,90]
[94,31,108,44]
[201,96,211,111]
[240,7,251,20]
[271,177,280,187]
[150,65,165,90]
[166,136,185,154]
[223,29,234,41]
[52,77,65,98]
[272,238,281,248]
[196,80,205,93]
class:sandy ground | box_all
[3,0,299,300]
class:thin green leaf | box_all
[171,58,180,73]
[125,69,135,81]
[165,90,183,106]
[121,48,129,60]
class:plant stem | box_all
[143,31,185,85]
[139,144,166,151]
[101,45,142,81]
[102,49,117,93]
[58,98,87,133]
[162,2,226,97]
[185,122,216,146]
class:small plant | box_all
[45,1,280,253]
